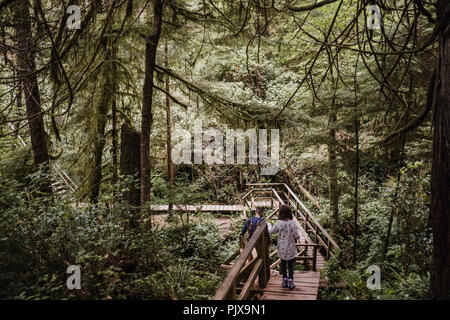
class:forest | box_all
[0,0,449,301]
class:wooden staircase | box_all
[215,183,339,300]
[1,122,78,199]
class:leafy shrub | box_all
[0,166,230,299]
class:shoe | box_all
[288,280,295,290]
[282,279,288,288]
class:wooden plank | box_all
[236,256,259,284]
[261,295,317,300]
[268,276,320,281]
[255,229,269,288]
[261,293,317,300]
[265,283,319,289]
[269,273,320,279]
[268,275,320,282]
[150,204,245,212]
[261,291,318,300]
[214,223,268,300]
[270,258,281,269]
[267,273,319,278]
[265,280,319,288]
[223,250,240,265]
[264,285,318,296]
[263,288,318,296]
[238,259,262,300]
[267,279,320,286]
[261,270,320,301]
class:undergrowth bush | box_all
[0,166,232,299]
[320,161,431,300]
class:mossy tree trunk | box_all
[111,48,119,190]
[328,95,340,236]
[90,33,115,204]
[430,0,450,299]
[13,0,52,194]
[141,0,163,207]
[165,41,173,210]
[120,123,141,227]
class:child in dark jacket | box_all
[241,208,265,239]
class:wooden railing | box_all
[269,242,320,272]
[5,122,78,197]
[242,188,274,212]
[214,222,270,300]
[244,183,340,259]
[216,183,339,299]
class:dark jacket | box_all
[241,216,270,243]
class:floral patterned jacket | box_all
[269,219,301,260]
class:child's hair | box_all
[255,207,263,216]
[279,204,293,220]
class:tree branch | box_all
[287,0,337,12]
[382,69,436,145]
[0,0,16,12]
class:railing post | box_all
[326,239,330,260]
[215,220,272,300]
[271,189,273,207]
[314,224,318,242]
[231,280,236,300]
[264,226,270,281]
[256,224,270,288]
[312,245,317,271]
[305,214,308,230]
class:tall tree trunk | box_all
[328,96,339,236]
[90,35,114,203]
[112,98,118,186]
[383,133,407,259]
[140,0,163,206]
[430,0,450,300]
[111,47,118,191]
[120,124,141,227]
[13,0,51,194]
[352,103,359,264]
[165,40,173,210]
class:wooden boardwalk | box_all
[150,200,272,212]
[295,219,326,269]
[261,271,320,300]
[262,221,324,300]
[150,204,244,212]
[215,183,339,301]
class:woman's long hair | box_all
[279,204,293,220]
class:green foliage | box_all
[321,254,430,300]
[0,0,437,301]
[320,161,431,300]
[0,145,34,184]
[0,167,232,299]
